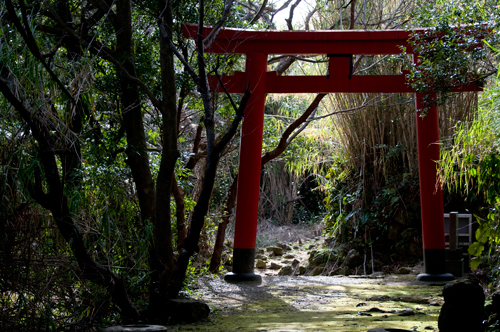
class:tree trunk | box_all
[172,177,187,249]
[155,0,178,291]
[209,174,238,272]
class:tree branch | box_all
[310,95,378,121]
[42,7,163,112]
[249,0,268,25]
[261,93,326,165]
[158,11,199,87]
[285,0,301,30]
[203,0,235,49]
[213,84,251,156]
[6,0,77,106]
[349,0,357,30]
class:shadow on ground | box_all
[169,275,444,332]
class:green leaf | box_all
[470,257,481,269]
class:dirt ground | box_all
[171,274,446,332]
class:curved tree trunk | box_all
[209,175,238,272]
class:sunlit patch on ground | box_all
[170,275,443,332]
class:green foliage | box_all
[323,155,357,239]
[441,73,500,269]
[406,0,500,107]
[323,145,422,257]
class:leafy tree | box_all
[0,0,335,327]
[0,0,250,325]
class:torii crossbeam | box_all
[183,23,481,282]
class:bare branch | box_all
[261,93,326,165]
[157,13,199,86]
[352,55,388,75]
[203,0,235,49]
[214,83,251,155]
[310,95,380,121]
[271,0,294,23]
[304,7,318,31]
[269,55,328,65]
[349,0,357,30]
[216,72,238,111]
[285,0,301,30]
[249,0,268,25]
[286,107,318,144]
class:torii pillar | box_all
[414,92,450,280]
[183,23,481,283]
[225,54,267,283]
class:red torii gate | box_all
[183,23,481,282]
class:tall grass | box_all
[328,91,477,204]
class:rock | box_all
[356,302,367,307]
[396,267,412,275]
[438,278,485,332]
[278,266,293,276]
[266,246,283,256]
[276,243,292,251]
[358,311,372,316]
[342,249,363,268]
[283,254,295,259]
[255,260,267,269]
[397,308,415,316]
[308,250,318,262]
[292,259,300,267]
[269,262,282,270]
[166,299,210,324]
[257,248,265,254]
[293,245,299,250]
[311,264,326,276]
[365,307,388,313]
[308,250,332,265]
[282,260,292,265]
[298,265,306,275]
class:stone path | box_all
[171,275,446,332]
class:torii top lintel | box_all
[182,23,421,55]
[182,23,482,94]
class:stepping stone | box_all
[266,246,283,255]
[256,260,267,269]
[269,262,282,270]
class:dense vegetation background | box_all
[1,0,499,330]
